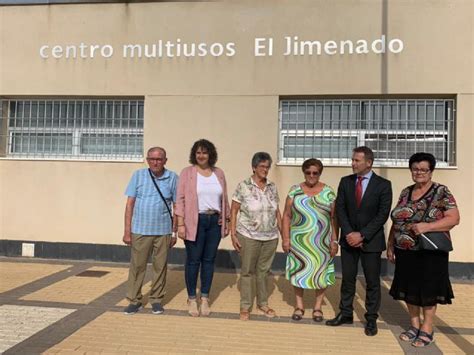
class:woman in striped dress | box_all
[282,158,339,322]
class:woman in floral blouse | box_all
[230,152,281,321]
[387,152,460,348]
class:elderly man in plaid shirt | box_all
[122,147,178,315]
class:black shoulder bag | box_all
[418,186,453,252]
[148,169,173,223]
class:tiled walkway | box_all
[0,257,472,354]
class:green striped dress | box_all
[286,184,336,289]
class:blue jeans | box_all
[184,214,222,298]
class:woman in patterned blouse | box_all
[230,152,281,321]
[387,152,460,348]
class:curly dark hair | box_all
[409,152,436,171]
[189,139,218,167]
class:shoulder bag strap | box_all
[148,169,173,223]
[420,185,440,222]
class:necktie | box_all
[355,176,364,208]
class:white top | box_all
[197,172,223,213]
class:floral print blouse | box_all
[232,177,280,241]
[390,183,457,250]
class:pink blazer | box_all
[175,165,230,241]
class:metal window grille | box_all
[279,99,456,167]
[0,98,144,160]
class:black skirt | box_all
[389,248,454,307]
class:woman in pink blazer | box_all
[176,139,230,317]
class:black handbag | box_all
[417,186,453,252]
[419,232,453,252]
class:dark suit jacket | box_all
[336,172,392,252]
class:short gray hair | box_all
[147,146,167,157]
[251,152,272,168]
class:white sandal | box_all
[187,299,199,317]
[200,298,211,317]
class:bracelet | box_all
[177,224,185,227]
[331,240,339,245]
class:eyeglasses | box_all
[147,158,165,162]
[411,168,431,174]
[304,171,321,176]
[256,165,271,170]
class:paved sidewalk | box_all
[0,257,472,354]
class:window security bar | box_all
[0,99,144,161]
[279,99,456,167]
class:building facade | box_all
[0,0,472,272]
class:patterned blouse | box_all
[390,183,457,250]
[232,177,280,241]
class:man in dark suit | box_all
[326,146,392,336]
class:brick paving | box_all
[46,313,402,354]
[0,256,472,354]
[0,262,71,293]
[21,266,129,304]
[0,305,75,353]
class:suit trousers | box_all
[237,233,278,311]
[339,247,382,322]
[126,234,171,305]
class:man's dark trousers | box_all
[340,247,382,321]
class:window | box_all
[0,98,144,160]
[279,99,455,166]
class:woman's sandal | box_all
[291,308,305,321]
[312,309,324,322]
[399,326,419,342]
[187,299,199,317]
[412,330,434,348]
[257,305,276,318]
[200,298,211,317]
[240,310,250,321]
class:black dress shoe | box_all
[325,312,354,326]
[365,320,378,336]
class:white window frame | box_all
[278,98,456,167]
[1,98,144,161]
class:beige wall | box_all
[1,1,473,95]
[0,160,140,244]
[0,1,473,262]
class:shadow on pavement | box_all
[209,271,238,306]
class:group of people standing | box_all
[123,139,459,349]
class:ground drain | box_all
[75,270,109,277]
